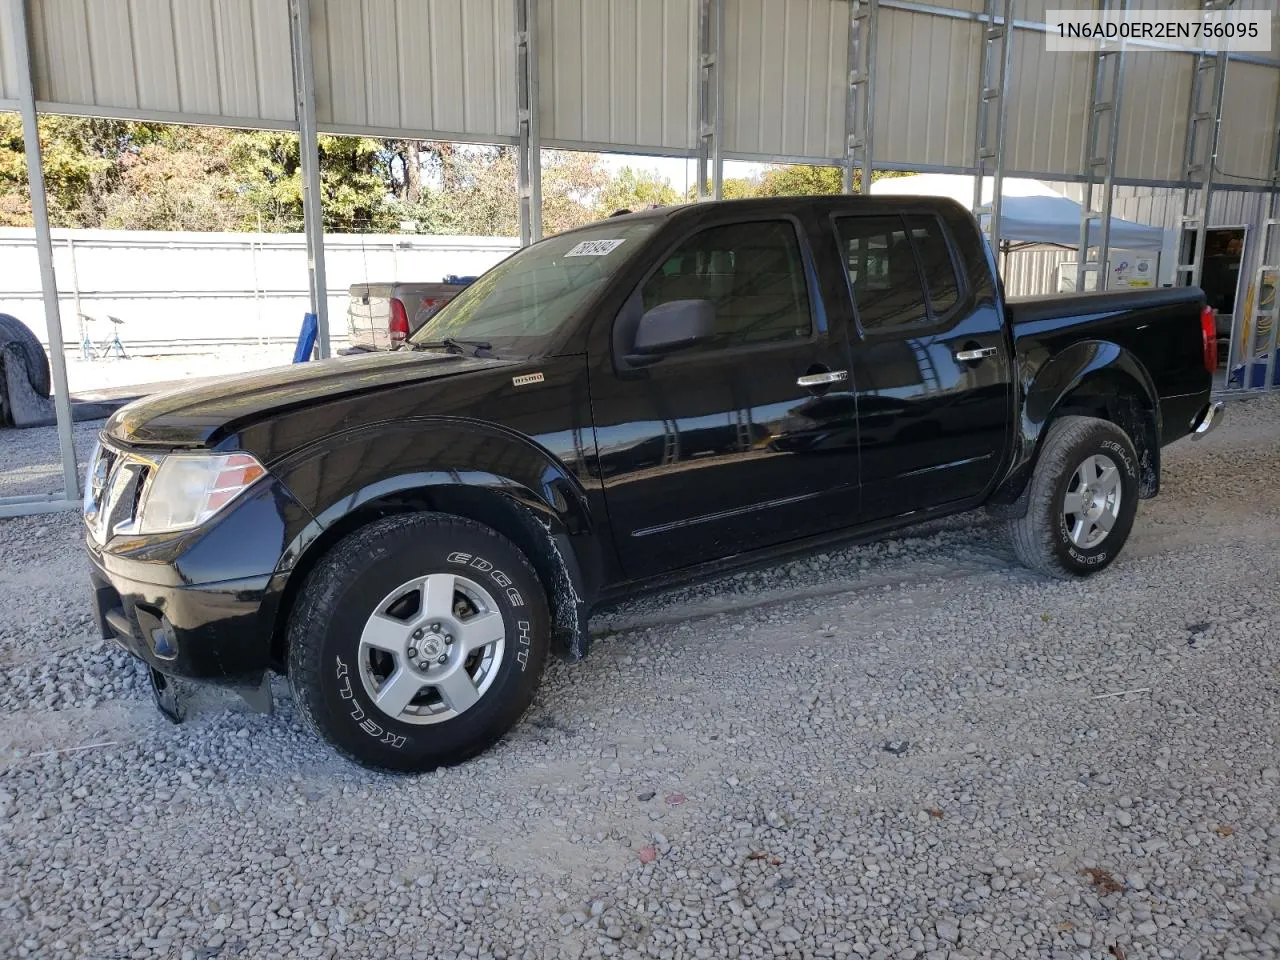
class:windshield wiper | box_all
[411,337,494,357]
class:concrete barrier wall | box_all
[0,229,519,349]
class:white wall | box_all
[0,229,519,348]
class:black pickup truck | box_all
[84,196,1222,770]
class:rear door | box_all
[833,210,1011,520]
[591,214,860,580]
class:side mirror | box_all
[626,299,715,365]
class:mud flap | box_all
[237,673,274,715]
[148,668,187,724]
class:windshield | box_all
[410,219,658,355]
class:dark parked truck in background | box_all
[84,196,1222,770]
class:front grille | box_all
[85,443,152,544]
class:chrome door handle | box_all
[796,370,848,388]
[954,346,997,362]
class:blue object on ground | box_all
[444,275,478,286]
[1229,353,1280,388]
[293,313,318,363]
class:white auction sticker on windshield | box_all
[565,239,626,257]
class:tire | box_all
[0,314,51,398]
[287,512,550,772]
[1007,415,1140,579]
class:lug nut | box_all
[444,634,454,645]
[408,647,418,659]
[417,660,430,671]
[437,654,448,664]
[430,622,441,632]
[412,629,423,640]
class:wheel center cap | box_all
[418,634,445,660]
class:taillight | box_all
[1200,304,1217,373]
[388,297,410,344]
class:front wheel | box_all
[1007,415,1140,579]
[287,512,550,771]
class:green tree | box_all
[719,177,760,200]
[0,115,151,226]
[227,131,393,232]
[756,164,843,196]
[595,166,679,216]
[540,151,609,235]
[758,164,915,196]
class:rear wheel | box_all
[287,512,550,771]
[1007,416,1140,579]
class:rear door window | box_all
[904,214,962,317]
[835,215,928,331]
[835,213,964,332]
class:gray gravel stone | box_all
[2,400,1279,959]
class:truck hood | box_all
[105,350,515,447]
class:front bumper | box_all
[89,552,283,686]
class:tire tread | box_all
[286,511,547,771]
[1007,415,1134,580]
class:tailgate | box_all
[347,284,394,351]
[397,283,466,335]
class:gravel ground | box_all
[1,399,1278,960]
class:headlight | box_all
[135,452,267,535]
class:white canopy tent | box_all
[869,174,1166,251]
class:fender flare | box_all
[268,418,595,660]
[991,341,1160,509]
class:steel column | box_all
[844,0,878,194]
[971,0,1015,251]
[515,0,542,245]
[1,0,79,517]
[1175,1,1230,292]
[696,0,723,201]
[1076,1,1127,292]
[1229,87,1280,392]
[288,0,330,358]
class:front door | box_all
[832,210,1011,521]
[590,216,859,581]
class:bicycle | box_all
[78,313,129,360]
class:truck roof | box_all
[574,193,973,233]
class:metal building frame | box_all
[4,0,1280,517]
[1174,3,1229,292]
[515,0,543,245]
[288,0,330,360]
[1,0,78,517]
[695,0,724,201]
[1226,91,1280,394]
[843,0,878,194]
[1075,0,1127,292]
[971,0,1015,251]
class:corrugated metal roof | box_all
[24,0,294,123]
[721,0,845,160]
[539,0,696,150]
[311,0,516,139]
[874,5,978,168]
[1005,28,1090,177]
[0,0,1274,192]
[0,0,20,104]
[1115,50,1190,182]
[1219,61,1279,186]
